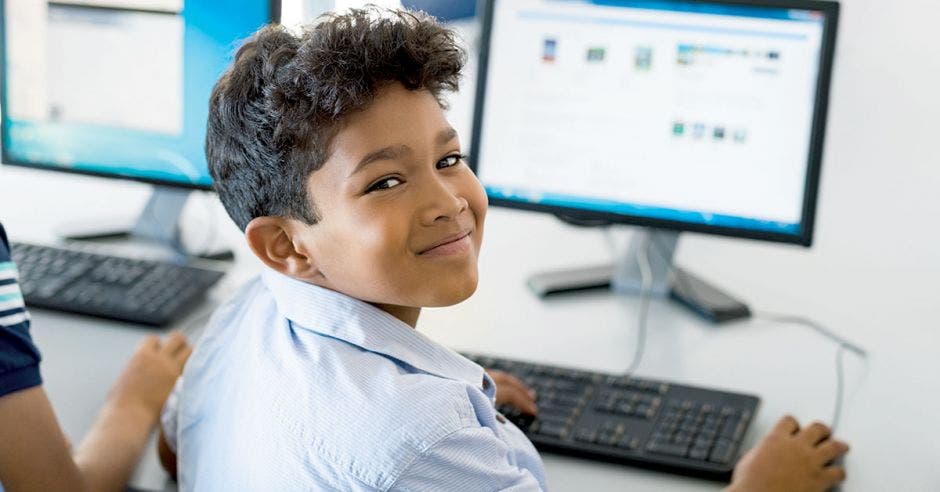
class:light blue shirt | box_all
[162,268,547,491]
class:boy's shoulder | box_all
[176,273,492,489]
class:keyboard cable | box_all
[604,228,869,432]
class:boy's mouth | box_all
[418,230,473,256]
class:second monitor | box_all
[469,0,839,315]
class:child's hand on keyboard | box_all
[486,369,538,416]
[728,415,849,492]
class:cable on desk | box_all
[831,343,847,432]
[754,312,867,433]
[603,228,653,376]
[753,312,867,358]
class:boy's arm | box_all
[392,426,545,491]
[726,415,849,492]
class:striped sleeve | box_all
[0,223,42,397]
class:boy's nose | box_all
[421,179,468,225]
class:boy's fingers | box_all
[140,334,161,351]
[488,370,537,400]
[771,415,800,436]
[174,344,193,367]
[510,382,538,405]
[162,331,189,355]
[501,374,536,399]
[496,372,529,392]
[799,421,831,445]
[819,465,847,487]
[500,388,538,415]
[815,439,849,464]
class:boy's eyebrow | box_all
[349,128,459,177]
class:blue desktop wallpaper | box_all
[1,0,273,188]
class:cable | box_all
[754,312,867,358]
[754,312,867,431]
[624,232,653,376]
[193,191,221,258]
[831,343,847,432]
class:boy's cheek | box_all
[468,175,489,216]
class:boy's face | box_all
[297,83,487,310]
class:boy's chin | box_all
[423,278,479,307]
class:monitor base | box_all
[527,229,750,323]
[56,186,234,262]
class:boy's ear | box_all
[244,216,322,280]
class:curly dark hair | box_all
[206,7,465,231]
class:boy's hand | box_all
[108,331,192,422]
[486,369,538,416]
[728,415,849,492]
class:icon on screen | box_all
[586,47,605,63]
[672,122,685,136]
[634,46,653,71]
[543,38,557,63]
[693,123,706,139]
[733,129,748,143]
[713,127,726,140]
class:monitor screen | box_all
[0,0,276,190]
[470,0,838,245]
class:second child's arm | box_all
[0,333,190,492]
[74,333,191,491]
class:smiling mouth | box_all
[418,230,473,256]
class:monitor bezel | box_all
[469,0,839,247]
[0,0,281,192]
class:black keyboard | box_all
[10,242,225,327]
[463,353,760,481]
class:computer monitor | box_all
[0,0,278,253]
[470,0,838,312]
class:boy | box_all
[160,8,848,490]
[0,221,192,491]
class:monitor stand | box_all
[526,227,750,323]
[56,186,234,261]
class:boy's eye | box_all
[366,176,403,193]
[437,154,466,169]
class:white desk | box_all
[1,163,938,491]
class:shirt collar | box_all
[261,268,487,390]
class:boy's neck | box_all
[373,303,421,328]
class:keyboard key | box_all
[689,445,711,461]
[647,439,690,458]
[617,435,641,451]
[709,439,736,464]
[598,432,620,447]
[535,422,568,440]
[574,428,598,443]
[694,435,715,449]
